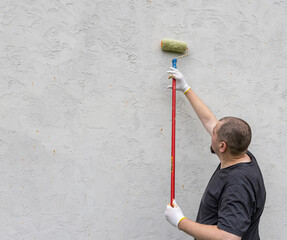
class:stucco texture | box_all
[0,0,286,239]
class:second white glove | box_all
[165,200,186,228]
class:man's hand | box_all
[165,200,187,228]
[166,202,241,240]
[167,67,191,93]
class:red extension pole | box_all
[171,77,176,207]
[170,58,177,207]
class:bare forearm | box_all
[179,218,240,240]
[185,89,218,136]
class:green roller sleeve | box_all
[161,39,188,53]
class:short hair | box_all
[217,117,252,155]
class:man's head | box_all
[210,117,252,156]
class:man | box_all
[165,67,266,240]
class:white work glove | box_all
[167,67,191,93]
[165,200,187,228]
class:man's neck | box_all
[219,152,251,169]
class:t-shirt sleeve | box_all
[217,184,254,237]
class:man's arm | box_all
[179,218,241,240]
[165,201,241,240]
[167,67,217,136]
[184,89,218,136]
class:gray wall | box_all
[1,0,286,239]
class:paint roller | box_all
[161,38,189,207]
[161,39,188,54]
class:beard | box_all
[210,145,216,154]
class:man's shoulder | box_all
[225,151,263,188]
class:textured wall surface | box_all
[1,0,286,239]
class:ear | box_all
[219,142,227,153]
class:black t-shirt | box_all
[196,151,266,239]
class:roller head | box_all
[161,39,188,53]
